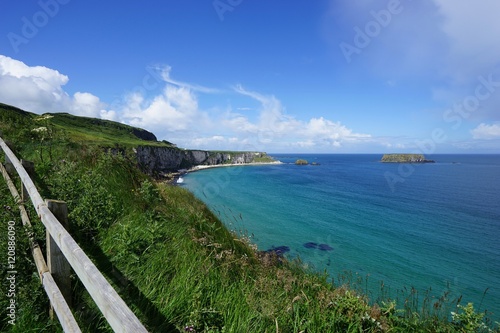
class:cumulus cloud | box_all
[0,54,372,152]
[122,85,203,132]
[471,123,500,140]
[232,85,371,150]
[0,55,105,117]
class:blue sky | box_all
[1,0,500,153]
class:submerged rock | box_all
[303,242,318,249]
[318,244,333,251]
[304,242,334,251]
[264,245,290,256]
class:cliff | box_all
[381,153,435,163]
[0,104,272,177]
[135,146,271,175]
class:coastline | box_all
[169,160,283,184]
[187,160,283,173]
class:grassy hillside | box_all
[0,103,172,149]
[1,104,498,332]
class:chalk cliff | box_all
[135,146,270,175]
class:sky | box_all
[1,0,500,153]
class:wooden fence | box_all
[0,136,147,332]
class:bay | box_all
[182,154,500,320]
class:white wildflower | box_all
[32,127,48,133]
[35,115,54,121]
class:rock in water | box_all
[380,153,435,163]
[303,242,318,249]
[265,245,290,256]
[318,244,333,251]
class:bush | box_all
[452,303,490,333]
[47,152,123,240]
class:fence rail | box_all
[0,161,81,333]
[0,136,147,333]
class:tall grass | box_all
[0,169,63,332]
[1,112,498,331]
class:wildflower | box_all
[32,127,48,133]
[34,115,54,121]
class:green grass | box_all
[252,155,276,163]
[1,103,499,332]
[0,171,63,332]
[0,103,171,150]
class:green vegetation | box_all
[381,153,435,163]
[252,155,276,163]
[295,159,308,165]
[0,103,171,151]
[1,104,498,332]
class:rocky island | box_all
[381,153,435,163]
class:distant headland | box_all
[381,154,435,163]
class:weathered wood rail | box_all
[0,136,148,332]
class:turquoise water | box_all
[182,154,500,319]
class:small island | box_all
[381,154,435,163]
[295,159,308,165]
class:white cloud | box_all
[233,86,371,149]
[0,55,104,117]
[187,135,250,150]
[122,85,206,133]
[471,123,500,140]
[71,92,105,117]
[222,114,259,133]
[100,109,117,121]
[157,65,220,94]
[0,54,373,152]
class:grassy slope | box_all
[1,104,497,332]
[0,103,171,148]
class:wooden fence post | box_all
[4,153,15,175]
[20,160,34,202]
[46,200,72,315]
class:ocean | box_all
[181,154,500,319]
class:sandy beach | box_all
[186,160,283,173]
